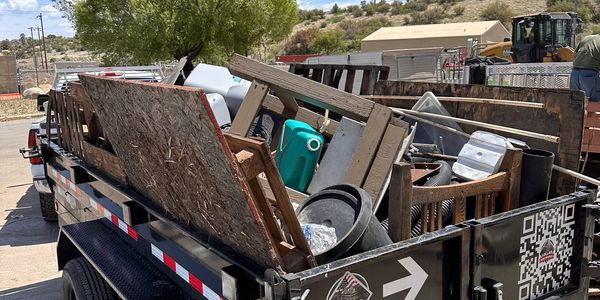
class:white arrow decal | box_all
[382,257,428,299]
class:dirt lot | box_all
[0,118,61,299]
[0,99,38,118]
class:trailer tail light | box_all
[28,129,42,164]
[98,72,123,77]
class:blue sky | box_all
[298,0,361,10]
[0,0,360,40]
[0,0,70,39]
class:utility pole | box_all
[28,27,39,87]
[36,14,48,70]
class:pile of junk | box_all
[175,58,566,263]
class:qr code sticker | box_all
[518,204,576,299]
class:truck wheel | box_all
[62,258,117,300]
[39,193,58,222]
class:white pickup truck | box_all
[21,66,164,221]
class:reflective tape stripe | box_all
[49,167,80,195]
[150,243,222,300]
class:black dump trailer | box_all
[41,138,595,300]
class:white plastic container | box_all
[183,64,251,117]
[452,131,512,181]
[408,92,469,156]
[205,93,231,128]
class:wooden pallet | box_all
[288,63,390,95]
[47,84,126,185]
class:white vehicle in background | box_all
[21,65,165,221]
[53,65,164,92]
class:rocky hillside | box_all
[271,0,598,59]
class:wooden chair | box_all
[387,148,522,242]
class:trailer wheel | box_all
[62,258,117,300]
[39,193,57,222]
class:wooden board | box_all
[228,54,375,121]
[373,81,585,197]
[81,141,127,185]
[79,75,284,271]
[362,120,408,204]
[261,94,338,137]
[343,104,392,186]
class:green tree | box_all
[331,3,340,14]
[0,39,9,50]
[52,0,76,21]
[72,0,297,65]
[313,30,347,54]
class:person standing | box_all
[571,35,600,101]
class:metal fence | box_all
[485,62,573,89]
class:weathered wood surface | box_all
[79,75,284,271]
[229,54,375,121]
[373,81,585,196]
[362,120,408,205]
[412,172,508,206]
[288,63,390,95]
[81,141,127,185]
[343,104,391,186]
[388,163,412,242]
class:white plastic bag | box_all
[301,223,337,255]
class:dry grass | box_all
[0,99,38,118]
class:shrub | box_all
[480,1,513,28]
[453,5,465,16]
[390,0,403,15]
[547,0,597,23]
[364,3,377,16]
[337,17,392,50]
[403,1,428,13]
[590,24,600,35]
[404,6,447,25]
[313,30,348,54]
[376,0,391,13]
[298,9,326,22]
[347,5,364,17]
[329,15,345,24]
[284,28,319,54]
[437,0,459,4]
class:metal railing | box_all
[485,62,573,89]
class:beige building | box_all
[361,21,510,52]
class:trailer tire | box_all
[39,193,57,222]
[62,258,117,300]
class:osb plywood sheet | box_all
[79,75,282,271]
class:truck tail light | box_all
[28,129,42,164]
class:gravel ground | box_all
[0,99,38,118]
